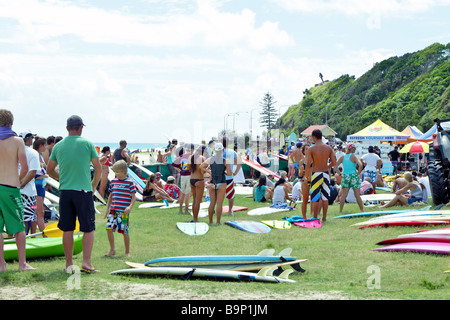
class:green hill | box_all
[277,42,450,140]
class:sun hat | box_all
[215,143,224,151]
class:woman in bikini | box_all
[187,145,208,222]
[98,146,111,198]
[199,143,232,225]
[143,174,175,203]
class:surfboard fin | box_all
[257,266,277,277]
[257,249,275,256]
[180,268,196,280]
[279,269,294,280]
[290,262,306,273]
[276,248,292,257]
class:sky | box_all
[1,0,449,145]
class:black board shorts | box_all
[58,190,96,233]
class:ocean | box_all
[94,142,167,152]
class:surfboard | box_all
[225,220,272,233]
[358,221,450,229]
[176,222,209,236]
[261,220,292,229]
[241,158,281,180]
[47,176,106,205]
[332,206,432,219]
[127,168,145,194]
[234,186,253,195]
[110,265,296,283]
[293,218,322,229]
[138,202,166,209]
[360,194,396,201]
[375,187,392,192]
[411,229,450,236]
[352,214,450,227]
[144,249,296,266]
[377,234,450,245]
[271,153,288,161]
[222,206,248,213]
[372,242,450,255]
[370,210,450,221]
[126,259,307,274]
[45,191,60,204]
[131,163,166,186]
[248,206,294,216]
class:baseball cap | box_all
[19,129,36,139]
[347,143,356,150]
[167,176,175,182]
[215,143,224,151]
[67,115,85,127]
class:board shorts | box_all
[310,172,330,202]
[341,173,362,190]
[21,194,37,222]
[180,175,191,194]
[0,184,26,235]
[58,190,96,233]
[407,197,422,205]
[364,170,377,183]
[225,179,235,199]
[106,209,130,235]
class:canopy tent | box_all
[406,124,437,142]
[346,119,409,143]
[402,125,423,139]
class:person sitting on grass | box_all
[104,160,136,257]
[378,172,423,208]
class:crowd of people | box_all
[0,108,439,274]
[252,129,433,223]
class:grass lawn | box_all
[1,193,449,301]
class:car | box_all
[428,118,450,205]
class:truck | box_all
[428,118,450,205]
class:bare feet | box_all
[19,263,36,271]
[104,250,116,257]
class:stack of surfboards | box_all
[352,210,450,229]
[373,228,450,255]
[110,248,307,283]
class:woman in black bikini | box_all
[187,145,208,222]
[143,174,175,203]
[199,143,232,225]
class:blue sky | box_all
[1,0,449,144]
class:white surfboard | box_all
[176,222,209,236]
[247,206,294,216]
[360,194,396,202]
[138,202,166,209]
[110,266,295,283]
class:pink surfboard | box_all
[377,234,450,245]
[222,206,249,213]
[373,242,450,255]
[293,219,322,229]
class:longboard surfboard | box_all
[111,266,296,283]
[241,158,281,180]
[225,220,272,233]
[126,259,307,274]
[332,206,432,219]
[372,242,450,255]
[144,248,296,266]
[261,220,292,229]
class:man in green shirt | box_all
[47,115,101,273]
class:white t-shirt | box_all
[19,146,40,196]
[292,182,302,200]
[361,153,380,172]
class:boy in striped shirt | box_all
[104,160,136,257]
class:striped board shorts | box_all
[225,179,235,200]
[310,172,330,202]
[21,194,37,222]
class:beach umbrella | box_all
[399,141,430,153]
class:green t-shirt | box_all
[50,136,98,191]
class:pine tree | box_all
[259,92,277,131]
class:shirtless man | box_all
[305,129,335,223]
[290,142,304,180]
[0,109,35,271]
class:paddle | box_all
[3,221,80,241]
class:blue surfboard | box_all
[127,168,145,193]
[332,205,432,219]
[225,220,272,234]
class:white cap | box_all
[19,129,36,139]
[215,143,224,151]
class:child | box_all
[104,160,136,257]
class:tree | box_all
[259,92,277,131]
